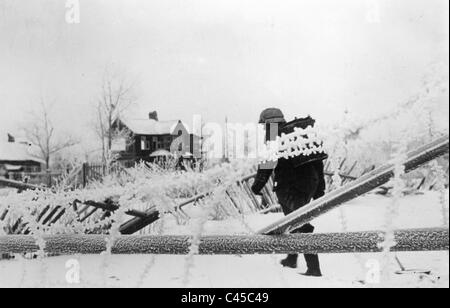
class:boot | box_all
[280,254,298,269]
[301,254,322,277]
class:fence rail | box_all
[0,228,447,255]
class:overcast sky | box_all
[0,0,448,149]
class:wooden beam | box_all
[258,135,449,235]
[119,209,160,235]
[119,191,214,234]
[0,228,447,255]
[82,200,148,219]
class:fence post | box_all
[82,162,88,188]
[46,170,52,187]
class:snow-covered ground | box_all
[1,251,447,288]
[0,188,15,197]
[0,191,448,288]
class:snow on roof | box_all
[4,164,23,171]
[149,149,174,157]
[119,117,190,135]
[0,142,45,164]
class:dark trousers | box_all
[276,187,320,272]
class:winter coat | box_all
[251,158,326,201]
[251,115,327,208]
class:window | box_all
[141,137,150,150]
[156,136,164,149]
[164,137,172,149]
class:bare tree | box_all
[94,66,137,163]
[22,99,79,170]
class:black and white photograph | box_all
[0,0,448,290]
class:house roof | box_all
[119,117,190,135]
[0,142,45,164]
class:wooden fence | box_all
[119,159,375,234]
[0,160,362,235]
[113,135,450,238]
[78,162,129,187]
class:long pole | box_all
[0,228,447,255]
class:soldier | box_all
[251,108,326,277]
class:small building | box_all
[112,112,201,163]
[0,137,44,176]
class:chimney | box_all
[149,111,158,121]
[7,133,15,143]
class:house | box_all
[112,111,201,163]
[0,135,44,176]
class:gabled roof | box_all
[118,117,190,135]
[0,142,45,164]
